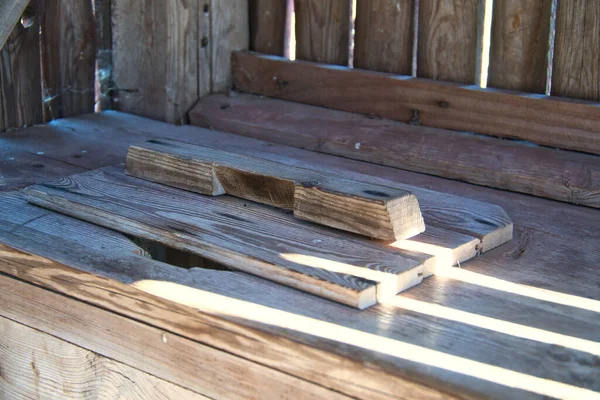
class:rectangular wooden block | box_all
[126,138,425,241]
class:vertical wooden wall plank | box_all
[112,0,199,124]
[294,0,350,65]
[0,2,43,131]
[354,0,414,74]
[94,0,113,111]
[199,1,211,99]
[488,0,551,92]
[249,0,287,55]
[41,0,97,120]
[418,0,479,83]
[211,0,249,92]
[552,0,600,101]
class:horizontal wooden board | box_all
[191,93,600,208]
[24,167,435,309]
[0,316,208,399]
[126,139,425,240]
[231,51,600,155]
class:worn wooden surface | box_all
[418,0,479,83]
[192,94,600,208]
[126,139,425,240]
[354,0,414,74]
[0,0,43,131]
[1,190,599,398]
[41,0,97,120]
[249,0,287,55]
[294,0,350,65]
[0,0,29,51]
[232,51,600,155]
[488,0,551,92]
[0,317,209,400]
[24,167,436,308]
[94,0,113,111]
[552,0,600,101]
[111,1,201,124]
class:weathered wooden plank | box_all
[126,139,425,240]
[191,93,600,208]
[0,0,29,50]
[24,167,435,308]
[211,0,249,92]
[488,0,552,93]
[94,0,113,111]
[231,51,600,155]
[354,0,415,74]
[418,0,480,83]
[0,317,209,400]
[0,1,43,131]
[111,1,200,123]
[552,0,600,101]
[40,0,97,120]
[249,0,287,55]
[294,0,350,65]
[0,272,350,399]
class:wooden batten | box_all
[126,138,425,241]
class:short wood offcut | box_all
[126,138,425,241]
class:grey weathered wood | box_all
[0,0,29,51]
[24,167,435,309]
[0,317,209,400]
[249,0,287,55]
[126,139,425,240]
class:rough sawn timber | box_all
[231,51,600,155]
[126,138,425,240]
[24,167,435,309]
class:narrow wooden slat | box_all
[94,0,113,110]
[24,167,436,309]
[191,93,600,208]
[418,0,480,83]
[40,0,97,119]
[0,0,29,50]
[211,0,249,92]
[231,51,600,155]
[552,0,600,101]
[249,0,287,55]
[0,1,43,131]
[354,0,415,74]
[294,0,350,65]
[0,317,209,399]
[111,1,200,123]
[126,139,425,240]
[488,0,552,92]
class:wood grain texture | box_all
[1,194,599,398]
[0,317,209,400]
[24,167,435,308]
[0,273,349,400]
[354,0,415,74]
[552,0,600,101]
[40,0,97,120]
[488,0,552,93]
[0,1,43,131]
[126,139,425,240]
[0,0,29,50]
[111,0,200,123]
[191,93,600,208]
[294,0,350,65]
[418,0,480,83]
[249,0,287,55]
[231,51,600,155]
[211,0,249,92]
[94,0,113,111]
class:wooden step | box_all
[126,138,425,241]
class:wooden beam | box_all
[231,51,600,155]
[249,0,287,55]
[190,93,600,209]
[0,316,209,399]
[126,139,425,240]
[0,0,29,51]
[24,167,436,308]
